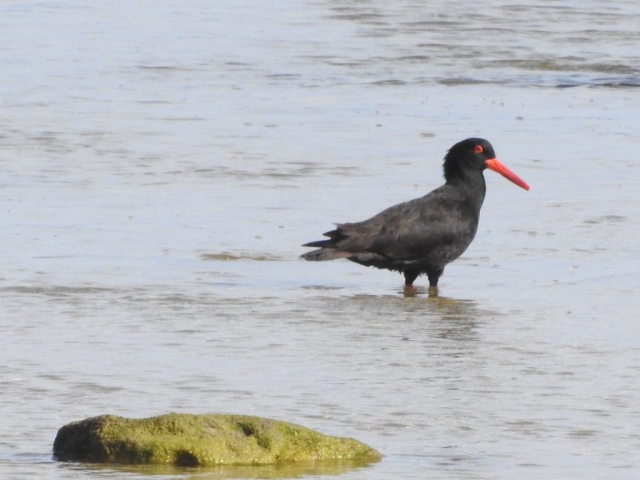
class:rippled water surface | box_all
[1,1,640,479]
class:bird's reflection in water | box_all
[341,289,498,345]
[422,294,487,343]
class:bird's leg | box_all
[427,267,444,295]
[403,270,419,296]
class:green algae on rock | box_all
[53,413,381,467]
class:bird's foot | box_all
[403,285,418,297]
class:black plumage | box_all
[301,138,529,292]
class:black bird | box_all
[301,138,529,293]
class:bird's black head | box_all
[443,137,530,190]
[442,137,496,182]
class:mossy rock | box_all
[53,413,381,467]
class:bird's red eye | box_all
[474,145,483,154]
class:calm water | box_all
[1,1,640,479]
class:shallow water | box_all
[1,1,640,479]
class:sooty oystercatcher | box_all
[301,138,529,293]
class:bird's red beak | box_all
[485,158,530,191]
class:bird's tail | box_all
[301,228,351,261]
[301,247,351,261]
